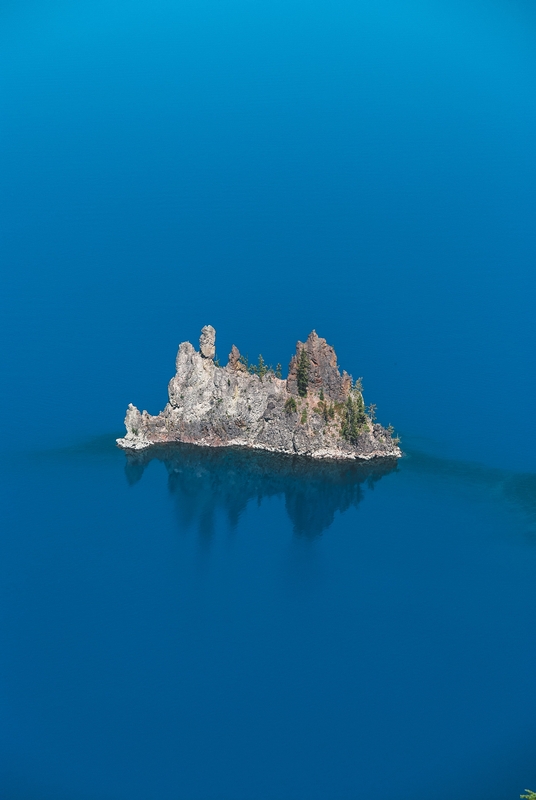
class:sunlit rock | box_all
[116,326,401,461]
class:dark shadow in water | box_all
[124,444,398,538]
[30,434,536,539]
[402,448,536,535]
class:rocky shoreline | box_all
[117,326,402,462]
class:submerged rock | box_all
[116,326,401,461]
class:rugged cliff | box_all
[116,326,401,461]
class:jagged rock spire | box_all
[227,344,247,371]
[286,331,351,401]
[199,325,216,359]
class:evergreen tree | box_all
[275,363,282,379]
[341,392,367,444]
[285,397,297,413]
[257,354,267,378]
[296,348,310,397]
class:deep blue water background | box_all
[2,1,536,797]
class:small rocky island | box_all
[117,326,401,461]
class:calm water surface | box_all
[2,0,536,797]
[0,439,535,799]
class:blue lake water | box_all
[2,0,536,797]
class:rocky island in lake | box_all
[117,326,401,461]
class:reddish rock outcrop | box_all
[286,331,352,401]
[227,344,247,371]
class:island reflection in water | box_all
[124,444,398,537]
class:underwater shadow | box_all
[124,444,398,538]
[402,448,536,535]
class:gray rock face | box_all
[199,325,216,359]
[117,327,402,461]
